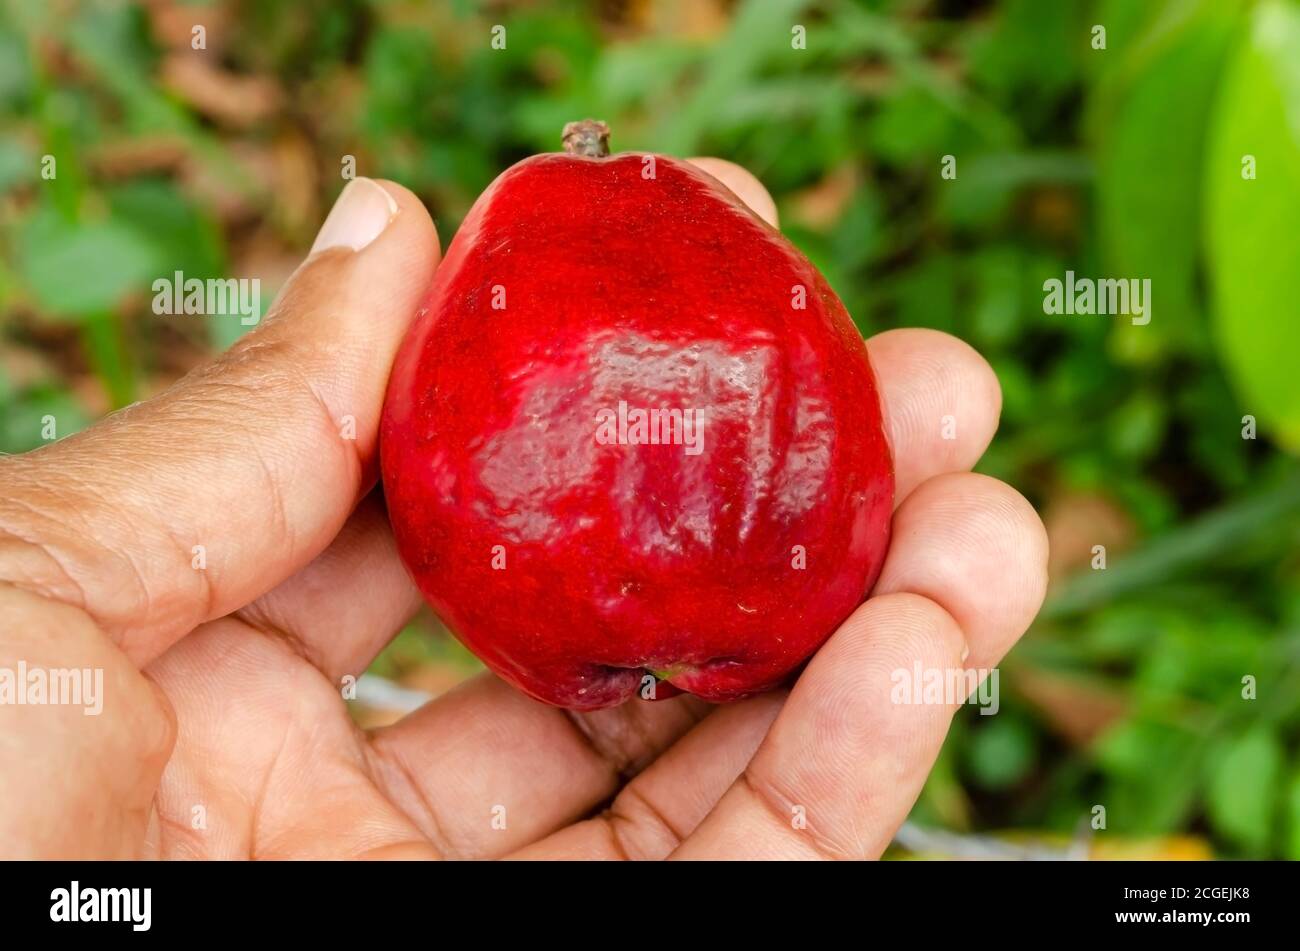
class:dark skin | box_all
[0,163,1047,858]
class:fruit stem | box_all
[562,119,610,157]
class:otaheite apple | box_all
[380,120,894,710]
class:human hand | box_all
[0,163,1045,859]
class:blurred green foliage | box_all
[2,0,1299,857]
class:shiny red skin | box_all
[380,151,893,710]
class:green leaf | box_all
[654,0,811,155]
[967,246,1023,348]
[0,21,32,107]
[0,383,89,454]
[1206,726,1282,854]
[966,0,1086,115]
[1286,764,1300,860]
[967,716,1036,790]
[594,41,699,112]
[1094,718,1202,832]
[939,151,1091,228]
[1106,391,1166,461]
[107,178,225,280]
[17,207,160,317]
[64,2,184,133]
[866,83,955,165]
[892,254,958,334]
[80,310,136,409]
[0,137,33,193]
[1205,0,1300,450]
[1092,0,1242,360]
[1042,471,1300,618]
[1086,0,1169,69]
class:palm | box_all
[145,535,740,859]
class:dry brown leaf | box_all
[159,53,283,128]
[789,163,860,230]
[400,663,477,699]
[1014,663,1128,747]
[271,131,321,242]
[180,141,278,225]
[1026,186,1079,242]
[1042,489,1135,587]
[629,0,729,39]
[349,706,408,730]
[847,62,897,96]
[90,135,190,178]
[69,374,112,418]
[145,0,231,55]
[0,343,57,389]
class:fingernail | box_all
[311,178,398,255]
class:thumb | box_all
[0,178,440,665]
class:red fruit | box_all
[380,121,893,710]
